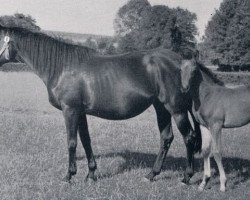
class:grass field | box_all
[0,72,249,200]
[215,71,250,86]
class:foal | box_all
[180,59,250,192]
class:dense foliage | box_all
[83,37,117,55]
[201,0,249,71]
[114,0,197,57]
[0,13,40,31]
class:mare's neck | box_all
[13,31,93,87]
[14,37,52,86]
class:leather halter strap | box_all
[0,36,10,60]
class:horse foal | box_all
[181,59,250,192]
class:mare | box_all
[181,59,250,192]
[0,25,201,184]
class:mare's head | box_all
[0,25,19,66]
[180,58,199,93]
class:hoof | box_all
[62,174,72,183]
[142,177,153,182]
[181,178,190,185]
[220,187,226,192]
[145,171,157,182]
[84,177,96,185]
[84,173,97,183]
[198,181,206,191]
[198,185,205,191]
[220,179,227,192]
[180,180,188,186]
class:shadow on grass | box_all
[77,150,249,184]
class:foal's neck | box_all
[190,71,221,107]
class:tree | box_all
[114,0,198,56]
[0,13,40,30]
[113,0,151,37]
[201,0,250,70]
[84,37,98,50]
[171,7,198,58]
[133,5,174,50]
[116,33,138,52]
[97,38,117,55]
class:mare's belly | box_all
[85,94,153,120]
[80,61,155,120]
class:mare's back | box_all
[83,48,181,83]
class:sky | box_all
[0,0,223,38]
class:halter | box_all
[0,36,10,60]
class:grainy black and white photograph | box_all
[0,0,249,199]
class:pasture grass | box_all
[0,72,249,200]
[215,71,250,85]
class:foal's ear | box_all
[193,50,200,61]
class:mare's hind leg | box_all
[62,105,80,182]
[172,112,197,184]
[78,112,97,182]
[145,100,173,181]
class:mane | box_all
[1,25,96,81]
[197,61,224,86]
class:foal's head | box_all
[180,58,198,93]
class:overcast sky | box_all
[0,0,222,37]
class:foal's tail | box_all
[190,112,202,153]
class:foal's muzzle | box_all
[181,86,190,93]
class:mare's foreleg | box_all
[189,111,202,153]
[62,105,80,182]
[145,101,173,181]
[173,112,197,184]
[78,113,97,182]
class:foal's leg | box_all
[211,123,227,192]
[199,156,211,191]
[199,125,212,191]
[145,100,173,181]
[78,112,97,182]
[62,105,80,182]
[173,112,197,184]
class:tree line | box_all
[200,0,249,71]
[113,0,197,58]
[0,0,249,71]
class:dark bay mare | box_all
[0,25,201,183]
[181,59,250,192]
